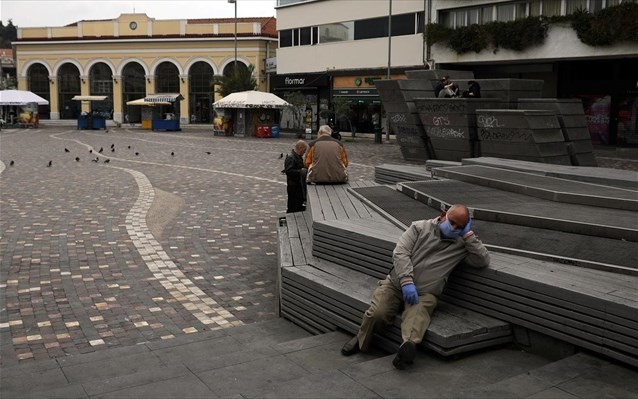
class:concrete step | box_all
[432,164,638,211]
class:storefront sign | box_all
[271,74,330,89]
[265,57,277,74]
[333,89,378,96]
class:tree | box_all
[212,63,257,98]
[332,96,355,136]
[0,19,17,48]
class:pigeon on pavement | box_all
[65,148,70,153]
[9,160,14,166]
[47,160,52,167]
[75,157,80,162]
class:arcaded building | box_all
[13,13,277,124]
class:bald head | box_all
[443,204,470,229]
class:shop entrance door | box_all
[191,95,211,124]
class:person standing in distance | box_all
[284,140,309,213]
[341,204,490,369]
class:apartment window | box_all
[299,27,311,45]
[417,12,425,33]
[293,28,300,46]
[312,26,318,44]
[480,6,494,23]
[392,13,416,36]
[467,8,480,24]
[497,3,516,21]
[566,0,588,13]
[280,29,292,47]
[320,21,354,43]
[543,0,562,16]
[454,9,467,27]
[591,0,604,12]
[355,16,388,40]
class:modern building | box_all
[13,13,277,124]
[274,0,638,145]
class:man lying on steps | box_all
[341,204,490,369]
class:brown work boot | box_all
[392,341,416,370]
[341,336,360,356]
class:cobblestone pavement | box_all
[1,127,635,366]
[0,126,407,365]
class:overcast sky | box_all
[1,0,277,28]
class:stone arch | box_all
[53,59,84,76]
[116,58,150,76]
[149,58,183,75]
[219,57,250,76]
[86,59,116,76]
[20,60,52,78]
[185,58,218,76]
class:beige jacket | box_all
[388,218,490,296]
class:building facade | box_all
[275,0,638,144]
[14,13,277,124]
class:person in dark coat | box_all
[463,80,481,98]
[284,140,309,213]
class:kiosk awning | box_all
[72,95,108,101]
[126,98,171,106]
[143,93,183,103]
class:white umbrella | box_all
[0,90,49,105]
[214,90,290,109]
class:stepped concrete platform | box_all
[432,165,638,211]
[350,185,637,273]
[374,163,432,184]
[463,156,638,189]
[279,192,513,357]
[399,179,638,241]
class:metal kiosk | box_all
[145,93,183,131]
[72,95,108,130]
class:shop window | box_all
[530,0,542,16]
[280,29,292,48]
[542,0,562,16]
[467,8,480,25]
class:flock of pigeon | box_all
[6,145,215,168]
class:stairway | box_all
[2,318,634,398]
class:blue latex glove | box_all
[460,218,472,237]
[401,283,419,305]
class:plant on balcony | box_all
[426,3,638,54]
[570,3,638,46]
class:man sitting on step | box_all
[341,204,490,369]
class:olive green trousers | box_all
[357,278,438,351]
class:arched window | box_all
[223,62,249,77]
[155,62,179,93]
[27,63,50,119]
[57,63,81,119]
[89,62,113,119]
[189,62,214,124]
[122,62,146,123]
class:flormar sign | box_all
[285,77,305,85]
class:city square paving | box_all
[0,126,407,365]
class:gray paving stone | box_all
[0,361,68,395]
[95,373,219,399]
[526,387,581,399]
[243,369,381,399]
[274,330,350,354]
[196,355,310,397]
[81,364,191,396]
[20,384,89,399]
[61,351,165,384]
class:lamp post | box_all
[228,0,238,71]
[385,0,393,142]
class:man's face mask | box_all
[439,219,461,239]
